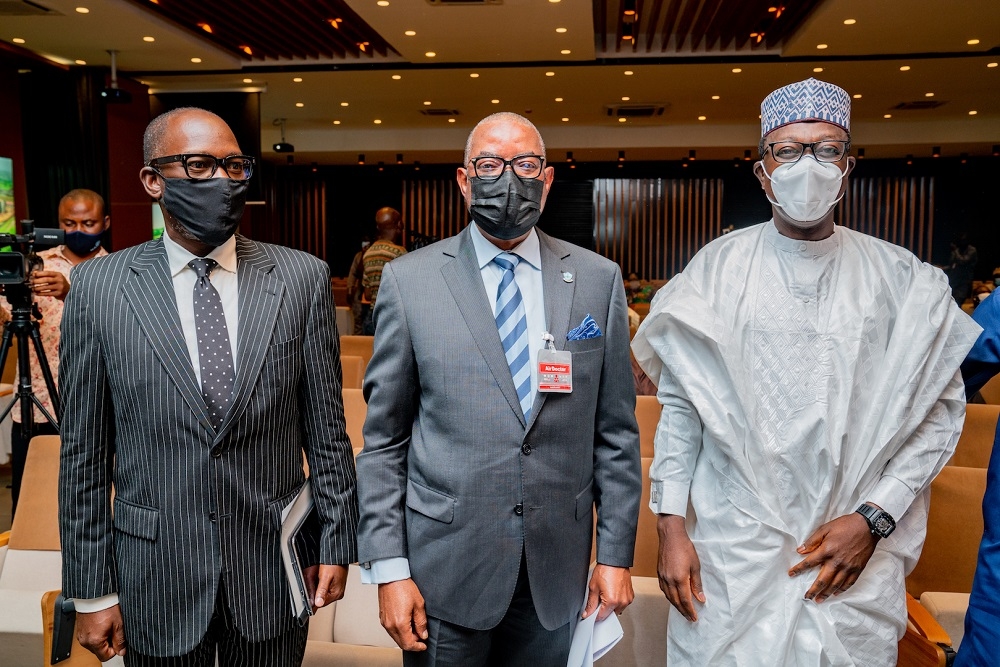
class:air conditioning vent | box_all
[892,100,947,110]
[426,0,501,5]
[606,104,668,118]
[421,108,461,116]
[0,0,58,16]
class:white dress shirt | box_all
[74,229,240,613]
[361,224,547,585]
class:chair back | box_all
[342,388,367,454]
[9,435,61,552]
[340,336,374,376]
[635,396,661,459]
[340,355,364,390]
[631,457,658,579]
[977,374,1000,404]
[951,403,998,468]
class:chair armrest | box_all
[907,592,952,646]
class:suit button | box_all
[211,446,222,458]
[514,504,523,516]
[521,443,532,455]
[209,512,217,522]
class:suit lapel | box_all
[526,229,576,428]
[121,240,214,432]
[442,227,526,426]
[214,237,283,443]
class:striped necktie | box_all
[492,253,532,421]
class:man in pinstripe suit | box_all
[58,108,358,666]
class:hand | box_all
[582,564,634,621]
[303,563,348,611]
[656,514,705,622]
[29,270,70,300]
[788,513,878,603]
[76,604,127,660]
[377,578,428,652]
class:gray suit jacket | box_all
[356,226,640,631]
[58,236,358,656]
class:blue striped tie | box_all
[492,253,532,421]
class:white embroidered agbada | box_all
[632,221,981,666]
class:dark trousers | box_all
[403,554,573,667]
[124,581,308,667]
[10,420,59,518]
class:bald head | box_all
[59,188,105,217]
[463,112,546,166]
[143,107,235,163]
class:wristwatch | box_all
[856,503,896,539]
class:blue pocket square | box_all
[567,314,602,341]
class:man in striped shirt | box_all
[360,207,406,334]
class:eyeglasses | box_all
[469,154,545,181]
[147,153,256,180]
[765,141,850,164]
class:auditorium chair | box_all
[976,373,1000,405]
[951,403,999,468]
[340,336,375,377]
[635,395,661,459]
[342,387,367,454]
[341,354,365,390]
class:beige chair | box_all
[950,403,999,468]
[632,458,658,580]
[635,395,661,459]
[977,373,1000,405]
[342,388,367,454]
[898,592,955,667]
[340,336,375,377]
[341,355,364,390]
[41,590,104,666]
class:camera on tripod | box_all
[0,220,64,286]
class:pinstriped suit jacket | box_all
[58,236,358,656]
[356,226,641,632]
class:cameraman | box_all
[1,188,108,517]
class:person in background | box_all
[633,78,979,666]
[360,207,406,335]
[346,235,370,334]
[946,231,978,305]
[1,187,108,518]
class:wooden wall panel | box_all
[402,178,467,243]
[594,177,723,279]
[266,174,327,261]
[837,176,935,261]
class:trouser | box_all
[403,553,573,667]
[10,420,59,518]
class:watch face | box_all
[875,516,893,535]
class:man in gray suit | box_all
[356,112,641,665]
[58,108,358,665]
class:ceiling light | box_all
[374,119,382,124]
[993,145,999,156]
[491,99,500,104]
[853,93,862,98]
[377,0,389,5]
[448,118,456,123]
[988,62,998,68]
[243,78,253,83]
[555,97,563,102]
[906,154,913,165]
[561,117,569,122]
[240,45,253,56]
[925,92,934,97]
[397,154,403,164]
[328,18,343,29]
[75,7,89,13]
[414,161,421,171]
[556,27,567,33]
[191,57,202,63]
[293,77,303,82]
[698,116,707,121]
[618,151,625,161]
[358,154,365,165]
[423,101,432,105]
[340,102,349,106]
[566,151,573,162]
[545,71,555,76]
[968,39,980,45]
[143,36,155,42]
[624,70,634,75]
[618,118,626,123]
[404,30,416,36]
[622,96,630,101]
[377,162,384,171]
[969,110,978,115]
[857,148,865,158]
[884,114,892,119]
[392,74,401,80]
[744,149,752,161]
[470,73,479,78]
[550,0,561,3]
[12,38,25,44]
[624,0,636,16]
[732,68,742,73]
[333,120,341,125]
[198,22,212,34]
[560,49,571,55]
[425,51,436,57]
[75,59,86,65]
[813,67,823,73]
[899,65,911,71]
[932,146,941,157]
[295,102,304,107]
[816,44,828,49]
[711,95,720,100]
[844,18,856,25]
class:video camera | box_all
[0,220,64,286]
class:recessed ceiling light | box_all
[899,65,911,71]
[622,96,630,101]
[732,68,742,73]
[143,36,155,42]
[555,97,563,102]
[698,116,707,121]
[391,74,401,80]
[550,0,561,3]
[295,102,304,107]
[12,38,25,44]
[624,70,633,75]
[618,118,626,123]
[75,59,86,65]
[425,51,436,57]
[813,67,824,73]
[969,110,978,115]
[545,71,555,76]
[470,73,479,78]
[989,62,998,68]
[377,0,389,6]
[491,99,500,104]
[293,77,303,82]
[243,78,252,83]
[884,114,892,119]
[925,92,934,97]
[711,95,720,100]
[816,44,828,49]
[843,18,856,25]
[853,93,862,98]
[561,117,569,122]
[75,7,90,14]
[423,101,432,105]
[968,39,980,45]
[333,120,341,125]
[340,102,349,107]
[374,119,382,124]
[404,30,416,36]
[560,49,571,55]
[191,57,202,63]
[448,118,456,123]
[556,27,567,33]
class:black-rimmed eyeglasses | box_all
[765,141,850,164]
[147,154,256,180]
[469,155,545,182]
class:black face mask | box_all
[65,230,103,256]
[159,178,248,247]
[468,170,544,240]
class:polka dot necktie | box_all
[189,258,235,430]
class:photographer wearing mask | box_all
[1,187,108,518]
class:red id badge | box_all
[538,349,572,393]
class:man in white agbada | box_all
[631,78,982,666]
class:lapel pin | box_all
[562,271,574,283]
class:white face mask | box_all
[761,156,846,228]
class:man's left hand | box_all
[582,564,634,621]
[303,563,349,611]
[788,513,878,603]
[29,270,70,300]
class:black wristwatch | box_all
[856,503,896,539]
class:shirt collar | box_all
[162,228,238,278]
[469,223,541,271]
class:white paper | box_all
[567,600,624,666]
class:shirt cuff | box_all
[649,479,690,517]
[72,594,119,613]
[865,475,915,523]
[359,557,411,585]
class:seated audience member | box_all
[361,207,406,335]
